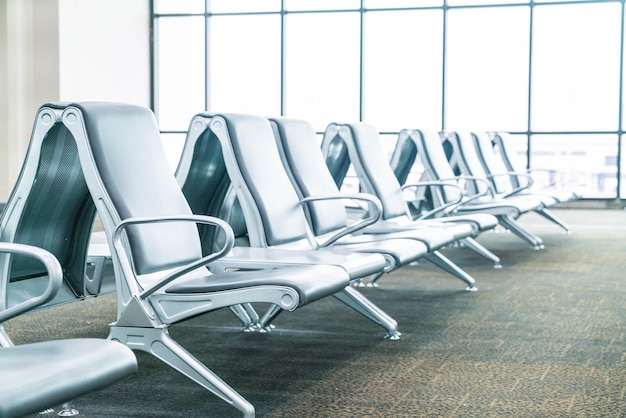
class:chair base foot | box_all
[385,331,401,340]
[352,278,366,287]
[57,406,79,416]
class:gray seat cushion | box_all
[166,264,350,306]
[0,338,137,418]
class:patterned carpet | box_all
[5,209,626,417]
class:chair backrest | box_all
[320,124,353,189]
[472,131,512,194]
[60,103,204,307]
[0,104,100,310]
[492,132,526,188]
[446,131,491,195]
[321,122,410,221]
[409,129,464,206]
[179,113,315,248]
[175,120,248,252]
[269,117,353,236]
[388,130,419,186]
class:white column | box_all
[0,0,60,202]
[0,0,150,203]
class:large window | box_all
[153,0,626,200]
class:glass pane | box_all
[363,10,443,131]
[154,0,205,14]
[621,135,626,198]
[364,0,443,8]
[530,134,618,198]
[380,133,398,162]
[404,159,426,185]
[531,3,621,131]
[623,11,626,133]
[284,12,361,130]
[209,0,281,13]
[495,133,529,171]
[208,14,281,115]
[448,0,528,5]
[155,17,206,131]
[284,0,360,11]
[160,133,187,173]
[446,6,530,131]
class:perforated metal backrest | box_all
[389,130,418,186]
[321,126,352,189]
[1,105,95,300]
[269,117,350,236]
[66,103,203,276]
[179,129,230,220]
[176,127,242,252]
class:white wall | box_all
[0,0,150,202]
[58,0,150,105]
[0,0,60,202]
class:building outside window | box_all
[152,0,626,200]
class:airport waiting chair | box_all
[449,131,572,235]
[175,114,387,285]
[0,105,139,416]
[270,116,492,290]
[491,132,582,204]
[472,131,556,203]
[407,129,547,250]
[176,115,401,333]
[0,243,138,418]
[57,102,403,417]
[471,131,576,234]
[177,112,430,291]
[0,110,115,309]
[320,122,502,269]
[390,129,472,221]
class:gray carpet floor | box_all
[5,209,626,417]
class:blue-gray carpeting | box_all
[5,209,626,417]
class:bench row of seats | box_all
[322,123,580,252]
[178,114,496,291]
[0,103,143,417]
[0,102,577,417]
[389,128,580,248]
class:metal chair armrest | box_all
[486,172,534,197]
[401,181,464,219]
[111,215,235,299]
[427,175,495,205]
[0,243,63,324]
[299,193,382,248]
[524,168,563,190]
